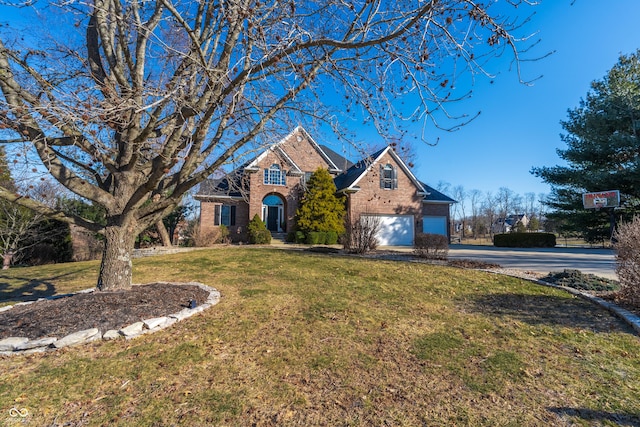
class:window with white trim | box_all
[264,164,286,186]
[380,164,398,190]
[214,204,236,226]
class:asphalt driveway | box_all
[447,245,617,279]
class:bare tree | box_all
[523,192,536,218]
[452,185,467,238]
[483,191,497,239]
[469,188,482,239]
[435,181,452,196]
[0,181,67,268]
[496,187,515,232]
[0,1,538,290]
[343,212,381,254]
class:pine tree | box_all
[532,50,640,243]
[296,168,345,234]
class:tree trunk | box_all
[97,223,136,291]
[2,251,13,270]
[156,219,172,247]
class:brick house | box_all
[195,126,454,246]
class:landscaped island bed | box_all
[1,247,638,426]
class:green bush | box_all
[248,214,272,244]
[414,232,449,259]
[493,233,556,248]
[295,231,306,243]
[306,231,327,245]
[286,231,297,243]
[326,231,339,245]
[296,168,346,235]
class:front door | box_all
[262,194,285,232]
[267,206,279,232]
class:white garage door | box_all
[423,216,447,236]
[363,215,414,246]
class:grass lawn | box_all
[1,247,639,426]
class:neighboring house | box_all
[195,126,455,246]
[491,214,529,234]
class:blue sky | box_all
[1,1,639,201]
[394,1,640,199]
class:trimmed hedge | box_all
[290,230,339,245]
[493,232,556,248]
[306,231,327,245]
[326,231,339,245]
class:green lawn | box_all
[1,247,639,426]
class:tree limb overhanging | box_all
[0,0,538,289]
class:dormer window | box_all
[380,164,397,190]
[264,164,286,186]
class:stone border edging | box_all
[483,269,640,335]
[0,282,220,356]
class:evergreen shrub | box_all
[306,231,326,245]
[296,167,345,239]
[248,214,272,244]
[326,231,339,245]
[493,233,556,248]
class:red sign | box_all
[583,190,620,209]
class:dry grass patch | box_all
[0,247,639,426]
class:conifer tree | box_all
[532,50,640,243]
[296,168,345,234]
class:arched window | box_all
[264,164,286,186]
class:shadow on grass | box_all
[548,407,640,426]
[0,267,95,303]
[463,293,633,334]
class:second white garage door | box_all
[363,214,414,246]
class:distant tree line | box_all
[435,182,549,241]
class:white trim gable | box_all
[274,146,303,175]
[295,126,342,172]
[347,146,427,194]
[244,126,342,173]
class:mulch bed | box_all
[0,283,210,340]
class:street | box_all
[447,245,617,279]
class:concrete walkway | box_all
[449,245,617,279]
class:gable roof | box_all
[244,126,344,173]
[334,146,427,195]
[195,128,455,205]
[318,144,354,171]
[195,170,245,200]
[420,182,456,204]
